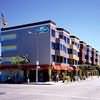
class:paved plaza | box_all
[0,77,100,100]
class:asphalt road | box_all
[0,77,100,100]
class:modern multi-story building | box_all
[79,41,99,77]
[79,41,87,65]
[79,41,100,67]
[54,28,70,65]
[85,45,92,65]
[68,35,80,66]
[98,54,100,66]
[0,20,73,82]
[95,50,99,66]
[91,48,97,65]
[95,50,98,66]
[0,19,100,83]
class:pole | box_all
[36,60,39,83]
[36,61,40,83]
[36,30,39,83]
[27,70,30,84]
[36,65,38,82]
[48,66,52,81]
[36,64,40,82]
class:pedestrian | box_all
[62,73,65,83]
[56,74,59,82]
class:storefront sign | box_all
[36,25,49,33]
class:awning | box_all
[52,64,61,71]
[67,66,73,72]
[61,64,68,70]
[52,64,68,71]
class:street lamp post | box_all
[35,29,40,83]
[28,31,40,83]
[36,61,40,82]
[27,70,30,84]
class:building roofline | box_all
[86,45,92,48]
[70,35,80,40]
[80,41,87,44]
[92,48,97,51]
[1,20,56,31]
[95,50,98,52]
[56,28,70,34]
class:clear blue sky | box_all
[0,0,100,51]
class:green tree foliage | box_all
[11,56,29,64]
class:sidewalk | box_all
[26,76,100,85]
[28,81,65,85]
[86,76,99,80]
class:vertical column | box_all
[27,70,30,84]
[48,65,52,81]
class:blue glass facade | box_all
[1,24,50,64]
[0,22,51,82]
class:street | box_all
[0,77,100,100]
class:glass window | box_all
[72,41,74,44]
[78,52,80,57]
[68,59,74,64]
[55,43,60,50]
[75,42,77,46]
[60,56,63,63]
[2,45,16,52]
[91,57,93,61]
[67,38,70,44]
[64,57,66,63]
[68,48,73,54]
[52,42,61,50]
[51,29,55,37]
[59,34,63,39]
[85,55,88,59]
[52,55,55,62]
[64,36,66,43]
[77,44,80,48]
[95,59,98,62]
[51,42,55,49]
[92,50,94,54]
[75,60,78,65]
[56,56,60,63]
[73,50,78,56]
[60,44,63,50]
[63,45,66,53]
[59,32,63,39]
[87,48,89,52]
[1,34,16,41]
[73,50,75,55]
[96,54,98,57]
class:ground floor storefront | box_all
[78,65,100,80]
[0,64,99,83]
[0,64,50,83]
